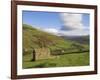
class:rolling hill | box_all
[22,24,89,68]
[61,36,89,44]
[23,24,89,55]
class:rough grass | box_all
[23,52,89,69]
[22,24,89,69]
[23,24,88,52]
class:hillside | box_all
[23,24,88,55]
[23,24,89,68]
[61,36,89,44]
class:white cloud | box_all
[60,13,85,30]
[42,28,59,35]
[39,13,89,36]
[59,29,89,36]
[41,28,89,36]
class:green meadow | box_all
[23,52,89,68]
[22,24,89,69]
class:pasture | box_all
[23,51,89,69]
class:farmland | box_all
[22,24,89,69]
[23,52,89,68]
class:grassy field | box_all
[23,52,89,69]
[22,24,89,69]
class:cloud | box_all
[39,13,89,36]
[58,29,89,36]
[42,28,59,35]
[60,13,85,30]
[41,28,89,36]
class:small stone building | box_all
[33,48,58,61]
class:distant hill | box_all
[61,36,89,44]
[23,24,89,55]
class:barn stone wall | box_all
[34,48,58,60]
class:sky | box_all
[22,11,90,36]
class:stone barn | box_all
[32,48,59,61]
